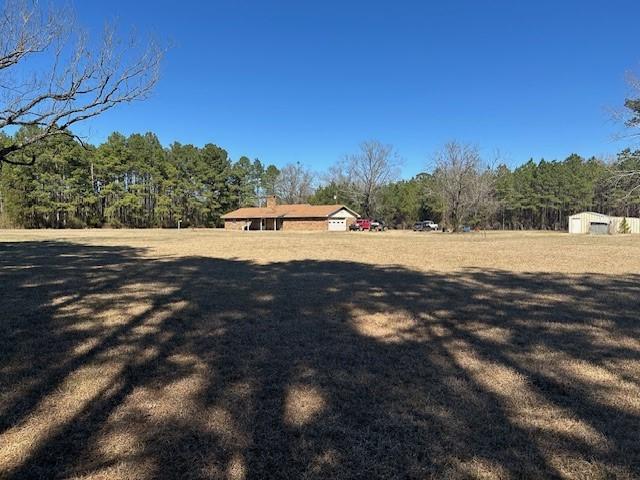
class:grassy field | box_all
[1,229,639,479]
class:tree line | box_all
[1,128,638,230]
[311,141,640,231]
[0,128,281,228]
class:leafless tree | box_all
[339,140,400,217]
[608,71,640,193]
[275,162,315,204]
[430,141,496,231]
[607,155,640,202]
[0,0,163,166]
[620,72,640,138]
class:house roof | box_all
[221,204,359,220]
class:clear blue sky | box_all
[71,0,639,177]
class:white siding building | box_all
[568,212,640,234]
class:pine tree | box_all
[619,217,631,234]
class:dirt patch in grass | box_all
[0,230,639,479]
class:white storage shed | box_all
[568,212,640,234]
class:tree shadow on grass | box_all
[0,241,639,479]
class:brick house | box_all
[221,196,360,231]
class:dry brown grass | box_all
[1,229,639,479]
[2,228,639,273]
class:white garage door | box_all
[328,218,346,231]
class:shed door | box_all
[570,217,582,234]
[589,222,608,235]
[328,218,346,231]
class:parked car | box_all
[413,220,439,232]
[371,220,386,231]
[423,220,439,231]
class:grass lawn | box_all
[1,229,639,479]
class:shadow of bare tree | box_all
[1,241,639,479]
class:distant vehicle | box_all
[413,220,439,232]
[371,220,386,231]
[423,220,439,231]
[350,219,371,231]
[350,219,386,231]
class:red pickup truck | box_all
[349,219,386,231]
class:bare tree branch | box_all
[0,0,164,165]
[275,162,315,204]
[607,155,640,200]
[429,141,496,231]
[337,140,401,217]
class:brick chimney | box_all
[266,195,277,209]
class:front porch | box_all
[243,218,283,231]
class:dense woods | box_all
[1,126,638,230]
[312,147,640,230]
[0,128,277,228]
